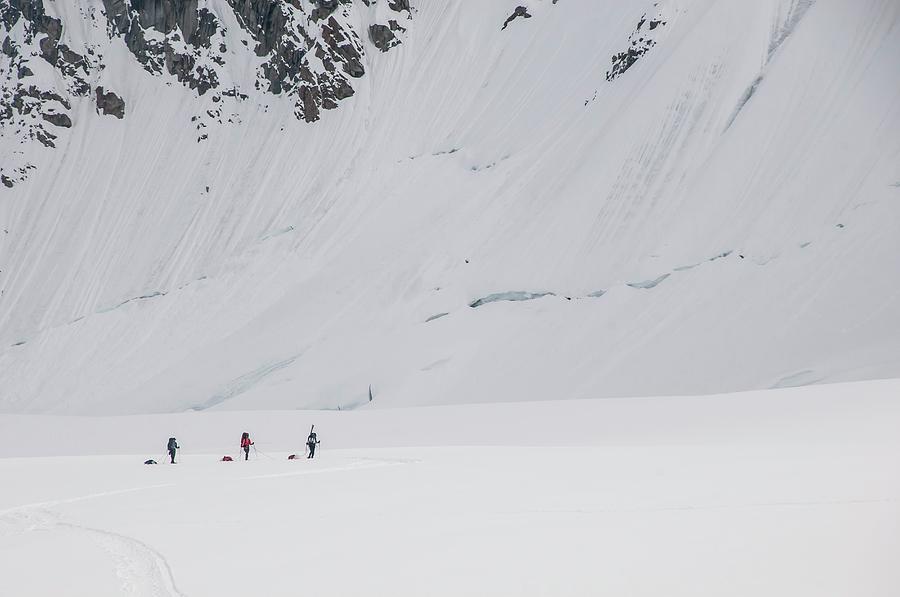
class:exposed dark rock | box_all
[39,90,70,109]
[227,0,367,121]
[312,0,339,22]
[297,85,320,122]
[2,0,412,185]
[227,0,291,56]
[606,12,667,81]
[2,36,17,58]
[193,9,220,49]
[38,16,61,63]
[501,6,531,31]
[1,0,88,184]
[6,0,386,130]
[100,0,222,93]
[369,23,397,52]
[323,16,364,78]
[332,77,354,100]
[42,112,72,127]
[388,0,410,13]
[95,87,126,119]
[35,128,56,147]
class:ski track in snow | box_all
[1,507,186,597]
[0,458,411,515]
[63,519,188,597]
[0,457,413,596]
[0,484,176,517]
[0,484,184,597]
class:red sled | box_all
[221,456,234,461]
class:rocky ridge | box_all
[1,0,671,189]
[606,9,667,82]
[0,0,412,187]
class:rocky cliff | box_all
[1,0,412,186]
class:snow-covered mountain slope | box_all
[1,0,899,413]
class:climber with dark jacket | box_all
[307,426,319,459]
[240,432,253,460]
[167,437,179,464]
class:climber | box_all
[167,437,179,464]
[307,425,320,459]
[240,432,254,461]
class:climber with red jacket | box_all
[240,432,254,460]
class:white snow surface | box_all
[1,0,899,413]
[1,380,898,596]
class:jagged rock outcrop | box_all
[606,12,667,81]
[1,0,96,184]
[41,111,72,127]
[100,0,225,95]
[95,87,126,119]
[1,0,413,186]
[501,6,531,31]
[387,0,409,12]
[369,19,405,52]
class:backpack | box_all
[167,437,177,450]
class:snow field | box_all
[1,380,898,596]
